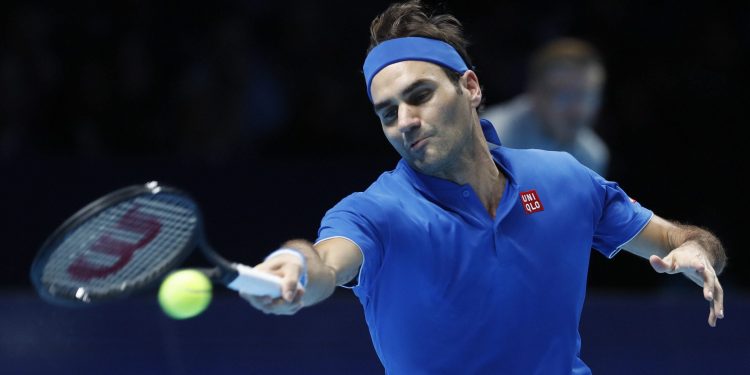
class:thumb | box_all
[649,254,677,274]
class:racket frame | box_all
[31,183,223,305]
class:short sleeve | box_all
[316,193,385,293]
[589,169,653,258]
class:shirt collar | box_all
[480,118,502,149]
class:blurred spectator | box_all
[483,37,609,176]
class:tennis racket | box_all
[30,181,286,306]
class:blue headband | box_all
[363,37,469,102]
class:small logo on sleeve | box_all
[520,189,544,214]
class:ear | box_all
[462,70,482,108]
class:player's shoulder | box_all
[499,147,605,205]
[502,146,584,171]
[331,163,410,212]
[500,146,596,186]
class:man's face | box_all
[531,64,604,143]
[370,61,478,175]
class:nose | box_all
[397,104,420,133]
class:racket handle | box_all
[226,264,284,298]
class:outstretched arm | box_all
[240,238,363,315]
[622,214,727,326]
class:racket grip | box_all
[226,264,284,298]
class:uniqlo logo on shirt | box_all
[520,189,544,214]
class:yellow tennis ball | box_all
[158,269,212,319]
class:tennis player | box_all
[242,1,726,373]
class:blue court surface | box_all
[1,287,748,374]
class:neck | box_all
[432,118,506,218]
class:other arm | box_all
[240,238,363,315]
[622,214,727,326]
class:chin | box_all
[410,155,445,176]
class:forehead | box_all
[370,61,447,103]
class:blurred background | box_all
[1,0,747,374]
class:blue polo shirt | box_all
[316,121,652,374]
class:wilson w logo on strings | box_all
[67,205,162,280]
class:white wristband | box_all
[265,248,308,286]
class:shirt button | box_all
[462,190,470,198]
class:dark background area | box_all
[1,0,748,373]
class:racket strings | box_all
[41,193,199,300]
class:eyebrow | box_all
[373,79,434,113]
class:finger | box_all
[714,280,724,320]
[252,296,290,314]
[649,255,675,274]
[241,293,272,314]
[265,298,303,315]
[243,291,304,316]
[708,302,717,327]
[707,278,725,327]
[702,271,715,302]
[280,264,302,302]
[280,301,304,315]
[238,291,259,305]
[292,287,305,305]
[268,287,304,308]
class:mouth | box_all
[409,136,430,151]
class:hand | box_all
[240,253,306,315]
[649,241,725,327]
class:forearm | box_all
[668,223,727,274]
[625,215,727,274]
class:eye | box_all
[381,107,397,125]
[409,89,433,105]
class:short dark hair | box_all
[368,0,472,87]
[528,38,604,85]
